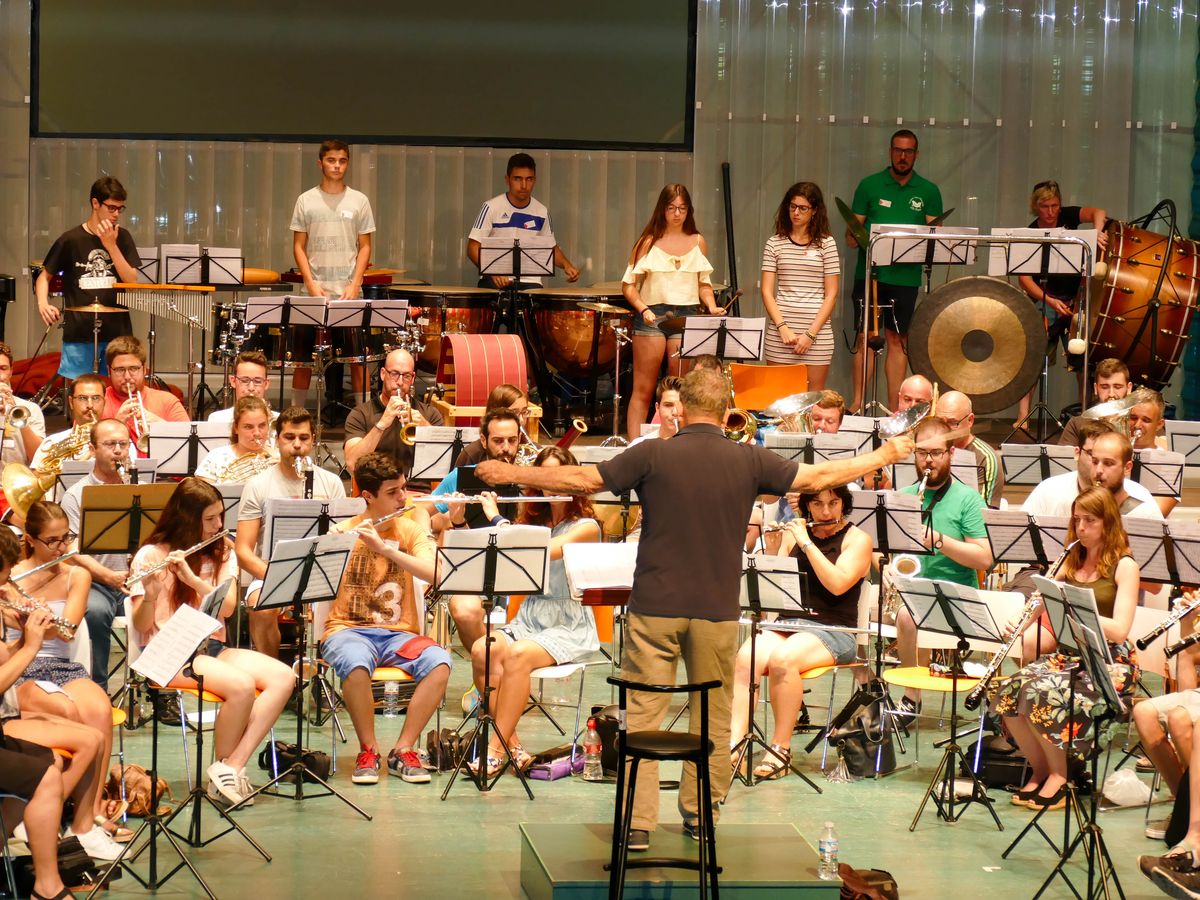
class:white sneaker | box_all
[236,767,256,806]
[206,759,246,806]
[66,825,123,862]
[12,822,28,843]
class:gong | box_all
[906,276,1044,415]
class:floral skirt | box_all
[990,641,1138,758]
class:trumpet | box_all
[123,530,229,589]
[11,550,79,583]
[963,596,1042,711]
[0,589,77,640]
[1137,593,1200,651]
[126,385,151,454]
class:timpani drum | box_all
[1090,220,1200,389]
[387,285,498,372]
[523,287,631,377]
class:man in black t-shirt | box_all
[477,368,912,853]
[36,177,141,379]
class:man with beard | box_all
[1057,358,1131,447]
[848,131,943,412]
[31,374,104,470]
[428,409,523,653]
[1024,420,1158,518]
[891,416,992,716]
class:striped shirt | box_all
[761,234,840,365]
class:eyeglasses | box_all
[506,406,530,419]
[789,203,814,213]
[666,204,689,214]
[914,449,948,460]
[100,202,125,214]
[110,365,143,376]
[941,417,964,429]
[891,146,918,156]
[99,440,131,451]
[32,533,77,549]
[234,376,268,387]
[383,369,416,381]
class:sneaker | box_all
[352,747,382,785]
[65,825,123,862]
[236,768,256,806]
[627,829,650,852]
[1148,816,1173,840]
[387,748,431,784]
[461,687,480,716]
[1152,862,1200,900]
[1141,849,1198,880]
[206,760,245,806]
[155,692,182,727]
[417,747,435,771]
[682,821,701,842]
[897,695,921,719]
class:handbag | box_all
[106,763,172,818]
[829,693,896,778]
[257,740,331,783]
[838,863,900,900]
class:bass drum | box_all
[1090,221,1200,390]
[906,276,1044,415]
[387,286,498,373]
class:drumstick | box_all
[913,426,973,450]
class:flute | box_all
[11,550,79,582]
[123,530,229,589]
[1,583,77,639]
[410,494,574,504]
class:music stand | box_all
[563,542,637,666]
[895,577,1005,831]
[216,483,244,533]
[477,236,556,412]
[437,524,551,800]
[262,497,365,547]
[892,447,979,494]
[148,421,229,478]
[1122,518,1200,585]
[729,555,822,794]
[78,483,176,559]
[982,511,1070,571]
[762,431,858,466]
[875,224,979,269]
[1024,576,1125,899]
[54,460,93,502]
[1132,448,1185,498]
[234,531,369,819]
[411,426,481,483]
[1165,420,1200,466]
[678,317,765,370]
[91,604,269,899]
[999,443,1076,485]
[838,415,893,488]
[245,295,327,412]
[575,446,639,542]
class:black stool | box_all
[606,676,721,899]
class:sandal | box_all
[511,746,534,773]
[31,889,77,900]
[468,755,504,780]
[95,816,135,843]
[752,745,792,780]
[99,798,129,821]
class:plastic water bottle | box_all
[382,681,401,718]
[818,821,839,880]
[582,717,604,781]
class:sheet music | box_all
[258,532,357,608]
[763,431,859,464]
[148,421,229,476]
[837,415,884,456]
[986,227,1096,277]
[983,509,1070,565]
[678,316,765,361]
[1123,518,1200,583]
[411,426,481,481]
[200,578,234,620]
[131,604,222,687]
[217,483,244,532]
[1031,575,1112,663]
[263,497,366,546]
[892,447,979,492]
[739,554,806,616]
[1165,420,1200,467]
[160,243,202,284]
[1132,448,1185,497]
[999,443,1076,485]
[437,525,551,595]
[204,247,243,285]
[872,224,978,266]
[478,235,556,277]
[893,576,1004,645]
[563,542,638,598]
[849,490,927,553]
[135,248,159,284]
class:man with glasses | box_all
[31,374,104,470]
[935,390,1004,508]
[344,348,442,484]
[890,416,992,716]
[207,349,277,446]
[100,335,188,457]
[848,130,944,411]
[0,341,46,467]
[34,177,141,379]
[60,418,134,687]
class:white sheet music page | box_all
[131,605,221,687]
[563,543,638,598]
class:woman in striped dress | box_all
[760,182,841,389]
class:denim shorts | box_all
[633,303,702,337]
[321,627,452,681]
[777,622,858,665]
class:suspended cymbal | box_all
[836,197,869,250]
[576,300,629,316]
[764,391,823,418]
[65,302,126,314]
[906,276,1044,415]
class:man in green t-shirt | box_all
[847,130,944,413]
[889,417,991,715]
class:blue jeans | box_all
[85,582,125,688]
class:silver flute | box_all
[11,550,79,582]
[2,582,77,639]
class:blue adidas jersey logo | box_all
[496,212,546,231]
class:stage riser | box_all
[520,822,841,900]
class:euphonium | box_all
[724,408,758,444]
[0,422,95,519]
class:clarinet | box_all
[963,597,1041,710]
[1138,594,1200,651]
[961,539,1077,711]
[1167,631,1200,659]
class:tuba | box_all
[1,422,94,519]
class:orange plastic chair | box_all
[729,362,808,411]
